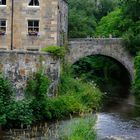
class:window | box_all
[0,20,6,35]
[28,20,39,36]
[0,0,6,5]
[29,0,39,6]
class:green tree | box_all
[121,0,140,21]
[68,0,119,38]
[121,0,140,55]
[96,9,133,37]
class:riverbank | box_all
[0,69,102,128]
[1,97,140,140]
[0,114,97,140]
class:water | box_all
[1,96,140,140]
[96,97,140,140]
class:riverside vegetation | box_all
[69,0,140,103]
[1,0,140,139]
[0,44,102,139]
[0,67,102,130]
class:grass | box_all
[59,115,97,140]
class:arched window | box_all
[29,0,39,6]
[0,0,6,5]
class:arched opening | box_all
[71,55,131,99]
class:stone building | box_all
[0,0,68,50]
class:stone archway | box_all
[67,38,134,80]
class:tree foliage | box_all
[120,0,140,55]
[68,0,119,38]
[121,0,140,21]
[95,0,140,55]
[132,53,140,99]
[96,9,133,37]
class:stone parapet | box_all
[0,50,60,99]
[67,38,134,80]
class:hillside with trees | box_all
[69,0,140,100]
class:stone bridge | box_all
[67,38,134,80]
[0,38,134,97]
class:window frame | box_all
[0,19,6,35]
[0,0,6,6]
[28,20,40,36]
[28,0,40,7]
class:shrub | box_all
[0,74,15,125]
[54,66,102,119]
[6,100,33,128]
[0,74,15,102]
[0,67,102,128]
[25,70,51,121]
[25,69,50,99]
[41,46,66,59]
[48,95,85,119]
[77,82,102,110]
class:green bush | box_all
[25,70,51,121]
[77,82,102,110]
[41,46,66,59]
[52,67,102,119]
[25,70,50,98]
[0,67,102,128]
[48,95,85,119]
[0,74,15,102]
[6,100,33,128]
[0,74,15,125]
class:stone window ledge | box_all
[0,47,8,50]
[27,6,40,9]
[0,5,7,7]
[27,34,40,37]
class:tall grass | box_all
[59,115,97,140]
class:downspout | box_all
[11,0,14,50]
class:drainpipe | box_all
[11,0,14,50]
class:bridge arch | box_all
[67,38,134,80]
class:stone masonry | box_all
[0,0,68,50]
[0,51,60,99]
[67,38,134,80]
[0,1,135,97]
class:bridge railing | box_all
[68,38,123,45]
[69,38,122,41]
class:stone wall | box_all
[0,50,60,99]
[67,38,134,80]
[57,0,68,46]
[0,0,68,50]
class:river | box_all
[1,96,140,140]
[96,96,140,140]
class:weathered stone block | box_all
[0,50,60,99]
